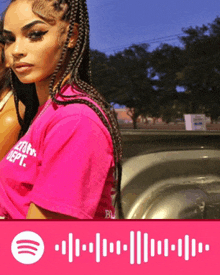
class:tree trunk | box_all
[127,107,140,129]
[145,119,149,125]
[132,118,138,129]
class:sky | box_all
[0,0,220,55]
[88,0,220,54]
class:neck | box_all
[35,73,71,106]
[35,78,51,106]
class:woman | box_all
[0,0,123,219]
[0,20,39,161]
[0,37,25,161]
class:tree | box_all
[178,17,220,119]
[149,43,184,122]
[90,50,117,103]
[108,44,155,128]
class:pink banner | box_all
[0,221,218,275]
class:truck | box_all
[121,130,220,219]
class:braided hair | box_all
[3,0,124,218]
[0,46,10,94]
[0,19,10,95]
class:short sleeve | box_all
[30,111,114,219]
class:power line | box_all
[141,33,182,43]
[94,33,182,53]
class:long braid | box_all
[49,1,76,98]
[83,1,92,85]
[9,69,24,128]
[50,0,123,218]
[7,0,124,218]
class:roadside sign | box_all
[184,114,206,131]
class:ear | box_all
[68,23,79,49]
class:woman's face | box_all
[3,0,68,84]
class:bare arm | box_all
[0,98,25,160]
[0,110,20,160]
[26,203,78,219]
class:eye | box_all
[27,30,48,42]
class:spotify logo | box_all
[11,231,44,264]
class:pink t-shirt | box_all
[0,84,116,219]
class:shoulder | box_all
[0,104,22,160]
[56,85,109,127]
[0,108,20,129]
[0,94,25,121]
[54,102,111,138]
[43,85,113,140]
[42,104,113,150]
[50,104,109,135]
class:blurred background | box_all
[1,0,220,130]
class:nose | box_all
[11,39,26,59]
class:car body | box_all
[120,130,220,219]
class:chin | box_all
[13,69,53,85]
[15,74,40,85]
[11,71,35,84]
[17,78,36,84]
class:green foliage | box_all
[91,44,157,128]
[179,16,220,119]
[91,16,220,128]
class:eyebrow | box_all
[3,20,47,35]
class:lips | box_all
[14,62,33,69]
[13,63,34,74]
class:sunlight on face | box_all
[3,0,68,85]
